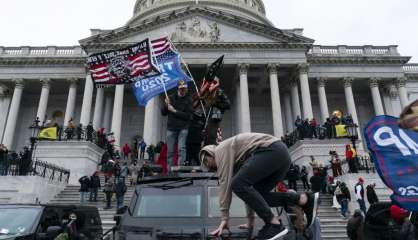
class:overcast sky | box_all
[0,0,416,61]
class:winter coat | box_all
[78,176,90,192]
[104,179,114,193]
[400,219,416,240]
[310,175,322,192]
[90,175,101,189]
[161,93,193,130]
[366,185,379,205]
[114,177,127,197]
[347,215,364,240]
[336,184,351,203]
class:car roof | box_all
[0,204,98,211]
[138,173,218,185]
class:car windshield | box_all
[0,208,41,238]
[208,187,247,218]
[135,187,202,217]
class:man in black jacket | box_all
[162,80,193,171]
[89,171,101,202]
[366,183,379,205]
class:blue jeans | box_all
[340,199,348,217]
[166,129,188,170]
[116,195,124,210]
[357,199,367,215]
[80,192,88,204]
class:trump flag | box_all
[364,115,418,211]
[132,39,191,106]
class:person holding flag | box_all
[161,80,193,172]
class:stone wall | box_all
[0,176,66,204]
[34,141,104,185]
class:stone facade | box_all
[0,0,417,155]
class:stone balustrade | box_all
[309,45,400,56]
[404,63,418,73]
[0,46,86,57]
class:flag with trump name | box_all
[132,37,191,106]
[87,38,160,87]
[364,115,418,211]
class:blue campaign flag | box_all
[132,51,191,106]
[364,115,418,211]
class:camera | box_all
[329,151,337,155]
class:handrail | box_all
[0,155,70,184]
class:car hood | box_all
[121,225,252,240]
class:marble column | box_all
[283,92,293,133]
[143,97,158,145]
[343,77,360,126]
[299,64,313,119]
[382,88,394,116]
[0,85,11,142]
[235,82,242,134]
[92,88,105,130]
[396,77,409,108]
[63,79,78,127]
[111,85,124,150]
[102,93,113,132]
[369,78,385,116]
[238,64,251,133]
[36,78,51,124]
[389,84,402,116]
[2,79,24,149]
[80,74,94,126]
[317,77,330,123]
[268,64,284,137]
[290,80,301,120]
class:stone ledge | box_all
[34,141,105,185]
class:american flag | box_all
[151,36,174,57]
[87,38,160,86]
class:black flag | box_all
[204,55,224,81]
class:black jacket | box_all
[366,185,379,205]
[90,175,101,189]
[310,176,322,193]
[78,176,90,192]
[162,93,193,130]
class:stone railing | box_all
[0,46,86,57]
[309,45,400,56]
[404,63,418,73]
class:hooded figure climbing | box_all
[199,132,319,240]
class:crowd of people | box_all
[0,143,32,176]
[282,114,357,148]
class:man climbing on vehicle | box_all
[199,132,319,240]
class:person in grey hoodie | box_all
[199,133,319,240]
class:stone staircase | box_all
[318,194,349,240]
[49,175,135,233]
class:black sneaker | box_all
[257,224,288,240]
[303,192,319,227]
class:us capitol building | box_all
[1,0,417,152]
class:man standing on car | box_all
[199,132,319,240]
[162,80,193,171]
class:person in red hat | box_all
[354,177,367,215]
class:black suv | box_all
[0,204,102,240]
[116,173,297,240]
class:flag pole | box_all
[167,36,207,119]
[150,38,169,100]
